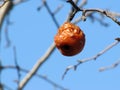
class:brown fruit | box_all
[54,22,85,56]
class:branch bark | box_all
[0,0,13,29]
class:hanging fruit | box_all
[54,22,85,56]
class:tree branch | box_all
[67,0,120,25]
[0,0,13,29]
[0,64,68,90]
[99,59,120,72]
[0,0,13,44]
[18,42,56,90]
[62,38,120,79]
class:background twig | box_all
[0,65,68,90]
[99,59,120,72]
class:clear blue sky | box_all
[1,0,120,90]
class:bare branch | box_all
[43,0,60,28]
[73,11,109,27]
[18,42,56,90]
[0,0,13,29]
[72,11,93,24]
[78,38,120,63]
[0,0,13,44]
[62,38,120,79]
[1,65,68,90]
[81,9,120,25]
[13,46,21,85]
[67,0,120,25]
[99,59,120,72]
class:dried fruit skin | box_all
[54,22,85,56]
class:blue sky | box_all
[1,0,120,90]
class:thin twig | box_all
[82,9,120,25]
[99,59,120,72]
[72,11,93,24]
[37,1,44,11]
[78,38,120,63]
[62,38,120,79]
[73,11,109,26]
[4,15,12,47]
[67,0,120,25]
[1,65,68,90]
[43,0,59,28]
[13,46,21,85]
